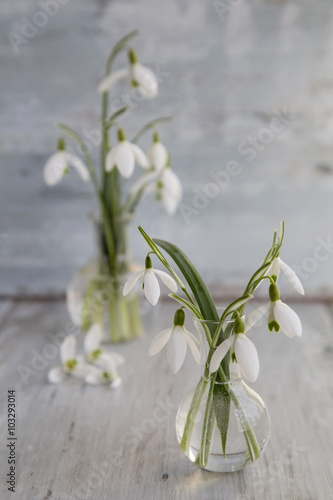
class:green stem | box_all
[179,377,208,453]
[198,377,216,467]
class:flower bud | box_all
[173,308,185,327]
[269,283,280,302]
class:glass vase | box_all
[67,213,142,343]
[175,316,270,472]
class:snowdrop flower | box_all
[98,49,158,99]
[123,255,177,306]
[44,138,89,186]
[157,167,182,215]
[84,324,124,387]
[148,132,169,172]
[149,309,201,374]
[48,335,92,384]
[268,257,304,295]
[210,315,260,383]
[244,283,302,339]
[106,128,148,178]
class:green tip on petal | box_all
[268,320,280,332]
[92,349,102,359]
[66,359,77,371]
[57,137,66,151]
[231,352,237,363]
[118,128,126,141]
[128,48,138,64]
[269,283,280,302]
[145,255,153,269]
[174,308,185,327]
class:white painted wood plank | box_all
[0,302,331,499]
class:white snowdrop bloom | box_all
[84,324,125,385]
[106,128,148,178]
[157,167,182,215]
[210,316,260,383]
[244,284,302,339]
[44,148,89,186]
[98,49,158,99]
[149,309,201,374]
[123,255,177,306]
[48,335,92,384]
[268,257,304,295]
[148,133,169,171]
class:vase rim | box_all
[202,375,242,385]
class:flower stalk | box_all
[45,31,184,342]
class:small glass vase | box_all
[175,316,270,472]
[67,213,142,343]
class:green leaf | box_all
[213,383,231,457]
[168,294,203,319]
[104,107,129,129]
[220,294,253,322]
[105,30,140,76]
[131,117,173,143]
[153,239,219,321]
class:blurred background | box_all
[1,0,333,300]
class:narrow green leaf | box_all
[168,294,203,319]
[220,294,253,322]
[104,106,129,129]
[213,383,231,457]
[131,117,173,144]
[153,239,219,321]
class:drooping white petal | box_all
[60,335,77,364]
[154,269,177,293]
[279,258,305,295]
[244,303,270,333]
[123,270,144,296]
[268,258,280,280]
[149,327,173,356]
[48,366,66,384]
[114,141,135,178]
[43,151,67,186]
[84,324,103,354]
[100,351,125,367]
[71,360,94,379]
[183,328,201,364]
[167,326,187,374]
[98,68,129,93]
[85,371,106,385]
[148,142,168,171]
[143,269,160,306]
[273,300,302,338]
[67,153,90,182]
[129,170,159,195]
[210,336,234,373]
[105,148,117,173]
[132,63,158,99]
[110,377,122,389]
[130,144,148,168]
[234,335,260,383]
[160,169,182,215]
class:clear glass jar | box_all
[175,316,270,472]
[67,213,142,343]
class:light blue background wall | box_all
[1,0,333,299]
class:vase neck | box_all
[89,212,133,275]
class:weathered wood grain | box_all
[0,301,331,499]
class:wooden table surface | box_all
[0,300,332,500]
